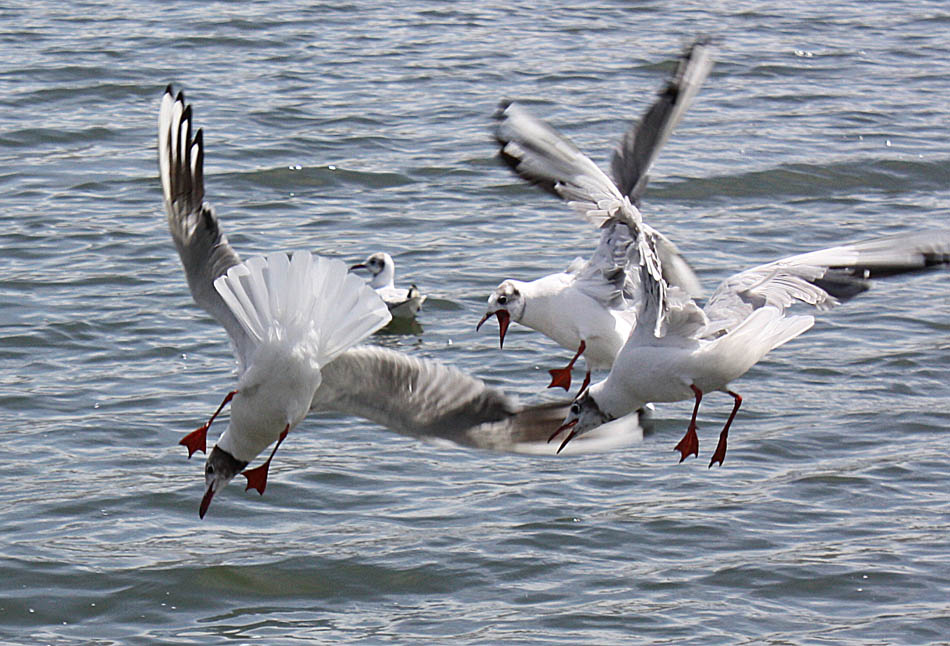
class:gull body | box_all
[560,230,950,464]
[159,86,644,517]
[160,87,392,516]
[481,40,712,389]
[350,251,426,320]
[489,274,630,370]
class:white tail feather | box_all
[724,307,814,362]
[214,251,391,369]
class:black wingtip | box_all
[493,101,562,198]
[684,34,716,57]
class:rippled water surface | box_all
[2,2,949,644]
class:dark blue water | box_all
[1,2,949,643]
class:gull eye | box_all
[206,464,214,476]
[497,295,508,305]
[570,402,581,415]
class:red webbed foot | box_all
[547,341,587,391]
[179,426,208,458]
[708,390,742,468]
[241,425,290,496]
[674,425,699,463]
[547,366,573,391]
[675,384,703,463]
[180,390,237,458]
[708,430,728,468]
[242,460,273,495]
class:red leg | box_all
[578,370,591,394]
[548,340,586,391]
[242,425,290,495]
[709,390,742,468]
[179,390,237,458]
[674,385,702,462]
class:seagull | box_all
[478,40,712,392]
[159,86,643,517]
[161,87,393,517]
[350,251,427,319]
[546,189,950,463]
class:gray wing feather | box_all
[572,219,635,308]
[311,345,518,440]
[612,39,714,204]
[495,101,623,227]
[494,99,703,299]
[159,86,251,365]
[703,230,950,334]
[312,346,634,453]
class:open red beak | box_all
[548,418,577,444]
[476,310,510,349]
[556,427,579,455]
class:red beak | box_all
[556,427,579,455]
[198,484,215,519]
[476,310,511,349]
[548,418,577,444]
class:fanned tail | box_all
[719,306,814,365]
[213,251,391,372]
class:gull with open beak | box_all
[479,40,711,392]
[159,86,646,518]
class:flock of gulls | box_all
[160,41,950,518]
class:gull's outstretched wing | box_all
[159,86,252,364]
[494,101,700,301]
[494,101,691,335]
[702,230,950,335]
[611,39,713,204]
[312,345,641,454]
[495,100,623,226]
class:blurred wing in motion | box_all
[312,345,643,454]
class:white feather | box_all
[214,251,392,374]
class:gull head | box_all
[349,252,395,289]
[552,388,615,454]
[198,445,249,519]
[477,280,524,349]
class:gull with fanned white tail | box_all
[160,88,392,517]
[159,86,643,518]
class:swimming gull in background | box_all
[158,86,643,517]
[478,40,712,392]
[350,251,427,320]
